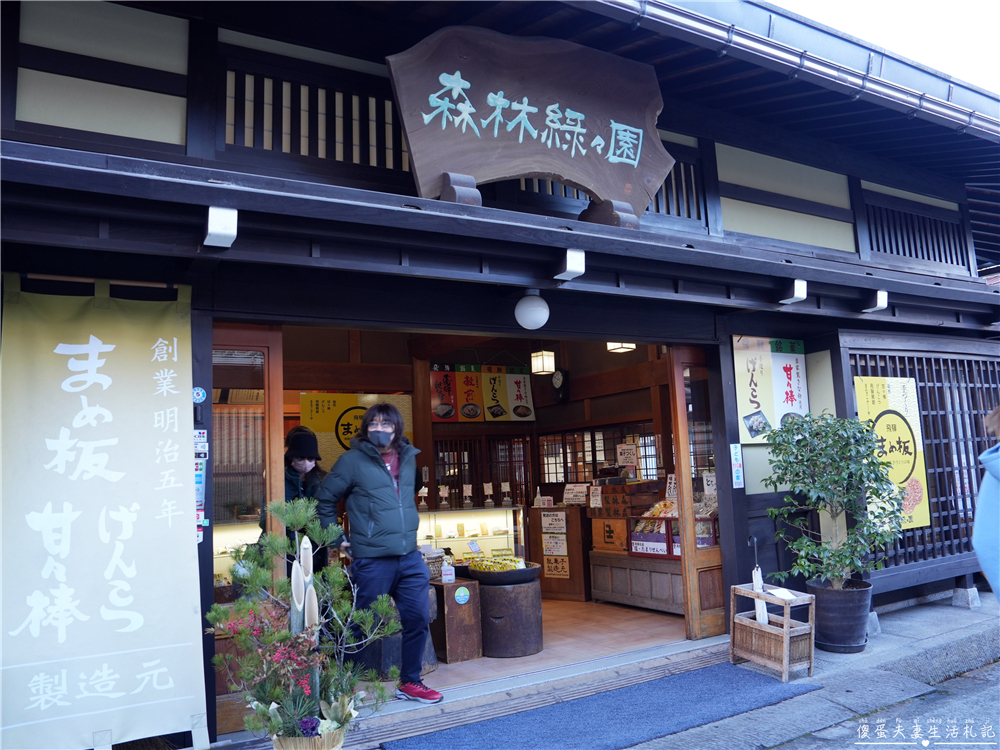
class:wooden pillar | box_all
[411,357,433,502]
[349,330,362,364]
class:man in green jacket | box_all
[316,403,443,704]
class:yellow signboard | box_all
[300,393,413,467]
[482,366,511,421]
[854,377,930,529]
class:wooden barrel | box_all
[480,579,543,658]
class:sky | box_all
[766,0,1000,95]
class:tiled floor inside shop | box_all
[422,598,687,689]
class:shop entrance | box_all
[207,323,723,722]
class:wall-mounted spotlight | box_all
[204,206,238,248]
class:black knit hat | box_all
[285,431,320,460]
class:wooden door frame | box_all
[668,345,726,639]
[212,323,285,534]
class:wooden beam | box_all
[284,361,412,392]
[411,357,433,497]
[349,330,362,364]
[406,333,498,360]
[533,358,675,407]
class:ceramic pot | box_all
[807,579,872,654]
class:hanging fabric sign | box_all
[504,366,535,421]
[455,364,485,422]
[0,275,208,750]
[429,368,459,422]
[854,376,931,530]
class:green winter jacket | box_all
[316,435,422,558]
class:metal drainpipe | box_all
[571,0,1000,143]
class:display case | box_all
[418,506,524,559]
[628,516,719,558]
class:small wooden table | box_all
[730,583,814,683]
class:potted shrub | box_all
[207,499,401,749]
[764,412,904,653]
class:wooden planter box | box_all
[730,584,814,683]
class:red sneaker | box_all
[395,681,443,704]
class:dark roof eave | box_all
[566,0,1000,144]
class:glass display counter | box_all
[418,506,524,559]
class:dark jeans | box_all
[350,549,429,684]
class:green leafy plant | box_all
[764,412,904,590]
[206,499,401,739]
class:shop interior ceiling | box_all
[132,0,1000,273]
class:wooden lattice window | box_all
[851,352,1000,569]
[224,66,408,171]
[648,160,704,222]
[540,422,658,484]
[516,149,704,225]
[865,196,968,271]
[434,436,532,506]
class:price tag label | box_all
[703,472,717,497]
[439,486,450,498]
[666,474,678,498]
[501,482,511,493]
[468,540,482,553]
[589,485,603,507]
[463,484,473,497]
[483,482,493,496]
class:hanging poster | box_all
[0,276,209,750]
[854,377,931,529]
[733,336,809,444]
[429,367,458,422]
[482,365,511,421]
[455,364,484,422]
[505,366,535,421]
[301,394,413,467]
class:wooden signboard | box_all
[387,26,676,221]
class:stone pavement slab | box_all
[811,669,933,715]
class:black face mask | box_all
[369,430,392,448]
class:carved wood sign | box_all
[386,27,676,221]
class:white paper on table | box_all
[752,566,769,624]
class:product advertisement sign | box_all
[733,336,809,444]
[0,277,208,750]
[300,394,413,466]
[430,365,534,422]
[854,377,931,530]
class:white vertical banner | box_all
[1,276,207,750]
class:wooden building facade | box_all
[2,0,999,739]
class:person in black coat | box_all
[274,426,329,573]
